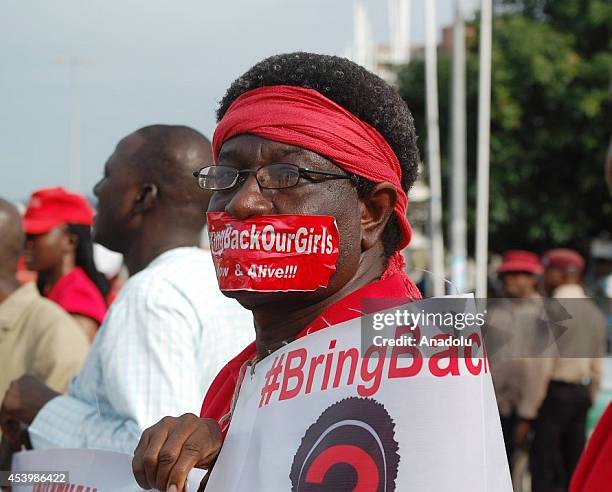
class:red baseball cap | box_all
[542,248,585,273]
[23,187,94,235]
[497,250,543,275]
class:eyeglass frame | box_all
[191,163,358,191]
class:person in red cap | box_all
[541,248,586,296]
[497,249,543,298]
[23,187,108,341]
[520,248,607,492]
[489,250,543,471]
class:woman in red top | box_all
[23,187,108,341]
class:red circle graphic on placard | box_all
[290,397,399,492]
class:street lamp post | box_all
[424,0,445,297]
[58,57,87,192]
[450,0,467,293]
[475,0,493,298]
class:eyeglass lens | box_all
[198,164,301,190]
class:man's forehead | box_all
[218,134,333,168]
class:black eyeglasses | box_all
[192,163,356,191]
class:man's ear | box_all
[360,182,397,251]
[133,183,158,215]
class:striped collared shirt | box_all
[29,247,254,453]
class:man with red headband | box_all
[132,53,507,492]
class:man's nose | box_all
[225,175,274,219]
[93,180,101,197]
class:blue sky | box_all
[1,0,479,202]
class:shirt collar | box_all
[146,246,202,268]
[553,283,587,298]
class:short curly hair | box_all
[217,52,420,257]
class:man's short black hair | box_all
[217,52,419,258]
[134,124,212,195]
[131,124,213,228]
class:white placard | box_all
[206,295,512,491]
[11,448,206,491]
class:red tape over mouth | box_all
[207,212,340,292]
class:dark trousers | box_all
[530,381,591,492]
[500,411,517,469]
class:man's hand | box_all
[0,418,26,451]
[0,375,58,425]
[132,413,222,492]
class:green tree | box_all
[398,0,612,255]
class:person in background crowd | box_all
[488,250,543,469]
[130,52,446,492]
[0,125,253,454]
[0,199,89,433]
[520,248,607,492]
[23,187,108,341]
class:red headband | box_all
[212,85,412,249]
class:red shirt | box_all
[570,403,612,492]
[47,267,108,325]
[200,272,421,434]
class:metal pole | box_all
[424,0,445,297]
[450,0,467,293]
[354,0,373,70]
[402,0,411,64]
[475,0,493,298]
[388,0,411,64]
[605,131,612,194]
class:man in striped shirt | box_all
[0,125,253,454]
